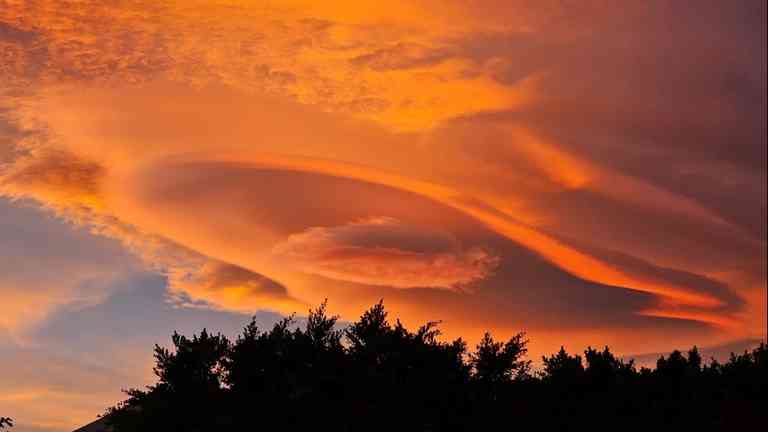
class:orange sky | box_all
[0,1,766,430]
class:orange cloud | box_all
[0,148,104,211]
[167,261,306,315]
[272,217,499,289]
[0,0,763,357]
[0,82,750,333]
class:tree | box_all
[153,329,230,394]
[583,346,635,386]
[106,329,231,431]
[0,417,12,429]
[345,300,391,362]
[542,346,584,384]
[101,300,767,432]
[470,331,530,403]
[654,346,704,388]
[471,332,530,383]
[342,301,470,431]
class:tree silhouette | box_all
[542,346,584,384]
[102,301,768,431]
[106,328,231,431]
[0,417,12,429]
[469,331,530,407]
[471,332,531,384]
[583,345,635,386]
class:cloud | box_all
[167,261,306,314]
[0,198,140,336]
[0,0,763,356]
[272,217,499,289]
[0,147,303,320]
[0,0,536,131]
[0,21,37,43]
[0,81,753,336]
[350,43,452,71]
[0,148,104,211]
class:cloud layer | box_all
[0,0,764,409]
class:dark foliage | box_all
[0,417,11,429]
[104,301,768,431]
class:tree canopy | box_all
[70,301,766,430]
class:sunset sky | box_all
[0,1,766,430]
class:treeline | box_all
[105,302,766,431]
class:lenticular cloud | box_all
[272,217,499,289]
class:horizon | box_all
[0,1,766,430]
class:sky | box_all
[0,1,765,430]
